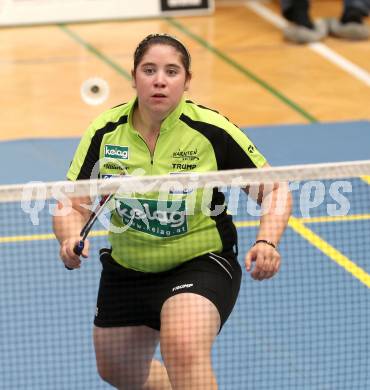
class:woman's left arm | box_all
[244,163,292,281]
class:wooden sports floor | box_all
[0,3,370,389]
[1,0,369,141]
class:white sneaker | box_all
[283,19,328,44]
[327,18,369,40]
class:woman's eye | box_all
[167,69,178,76]
[143,68,155,75]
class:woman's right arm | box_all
[53,195,92,269]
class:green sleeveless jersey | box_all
[67,98,266,272]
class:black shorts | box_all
[94,248,242,331]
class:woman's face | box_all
[132,44,191,120]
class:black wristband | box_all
[253,239,277,249]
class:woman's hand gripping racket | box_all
[65,194,113,270]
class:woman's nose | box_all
[153,71,166,86]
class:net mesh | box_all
[1,160,370,390]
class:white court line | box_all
[245,1,370,87]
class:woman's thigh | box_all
[160,293,220,357]
[94,325,159,381]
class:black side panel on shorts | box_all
[77,115,128,180]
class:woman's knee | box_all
[161,332,208,370]
[160,294,220,369]
[94,325,159,389]
[96,360,149,390]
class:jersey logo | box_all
[102,162,127,171]
[172,148,199,161]
[101,174,124,179]
[172,283,194,292]
[169,172,194,194]
[105,144,129,160]
[172,163,197,170]
[115,198,188,238]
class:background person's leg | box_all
[281,0,328,43]
[328,0,370,39]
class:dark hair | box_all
[133,33,191,77]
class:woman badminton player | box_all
[53,33,292,390]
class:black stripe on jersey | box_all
[77,115,128,180]
[185,100,220,115]
[180,112,248,252]
[179,114,256,170]
[186,100,238,127]
[111,102,128,110]
[209,188,238,253]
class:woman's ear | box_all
[184,72,192,91]
[131,70,136,89]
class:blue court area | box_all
[0,121,369,389]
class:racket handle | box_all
[73,240,85,256]
[65,240,85,270]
